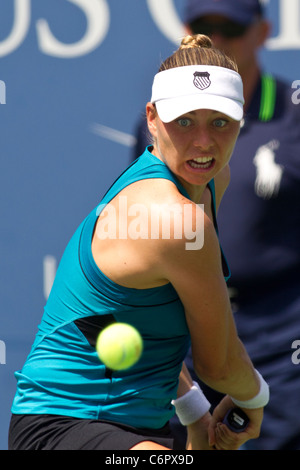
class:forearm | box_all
[196,338,260,402]
[176,362,194,397]
[174,363,213,450]
[174,363,211,425]
[174,361,268,451]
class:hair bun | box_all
[180,34,213,50]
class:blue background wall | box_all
[0,0,299,450]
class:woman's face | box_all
[147,104,240,195]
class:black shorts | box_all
[8,414,177,450]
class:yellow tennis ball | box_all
[96,323,143,370]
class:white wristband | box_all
[171,381,211,426]
[231,370,270,409]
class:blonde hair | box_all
[158,34,238,73]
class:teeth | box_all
[193,157,213,163]
[188,156,214,170]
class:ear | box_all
[146,102,158,139]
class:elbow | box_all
[193,359,231,386]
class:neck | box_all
[150,145,206,204]
[176,177,207,204]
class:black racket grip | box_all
[222,407,249,433]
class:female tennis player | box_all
[9,35,269,450]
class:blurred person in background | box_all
[133,0,300,450]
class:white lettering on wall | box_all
[0,0,31,57]
[0,0,299,57]
[0,0,110,58]
[0,80,6,104]
[146,0,185,44]
[0,340,6,365]
[36,0,110,58]
[267,0,300,49]
[147,0,300,49]
[43,255,57,300]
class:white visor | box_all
[151,65,244,122]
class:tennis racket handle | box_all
[222,407,249,433]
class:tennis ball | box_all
[96,323,143,370]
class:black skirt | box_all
[8,414,176,450]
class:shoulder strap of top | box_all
[99,147,191,209]
[207,178,231,281]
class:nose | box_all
[192,127,214,150]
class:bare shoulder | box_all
[121,177,186,205]
[159,204,222,283]
[119,177,219,261]
[92,177,200,289]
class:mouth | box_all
[187,156,215,171]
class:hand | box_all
[208,395,264,450]
[186,412,214,450]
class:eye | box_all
[213,118,228,128]
[177,118,192,127]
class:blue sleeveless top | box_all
[11,148,229,429]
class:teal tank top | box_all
[11,147,229,429]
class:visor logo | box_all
[193,72,211,90]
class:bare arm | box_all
[92,178,265,448]
[162,210,259,400]
[161,204,265,447]
[177,363,263,450]
[177,363,213,450]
